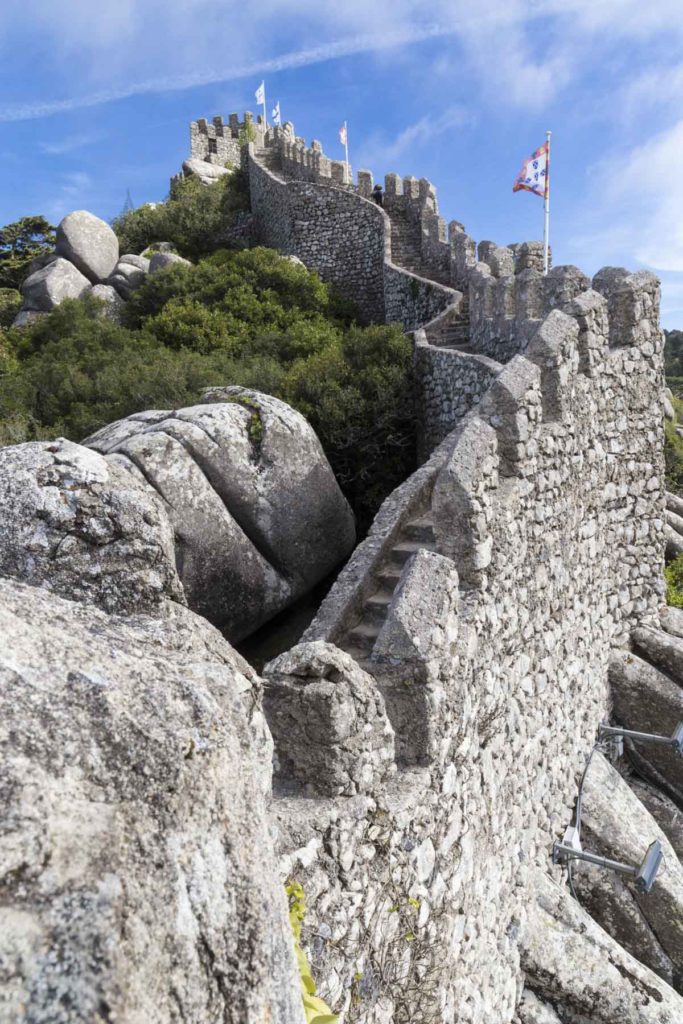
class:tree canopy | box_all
[0,247,414,531]
[0,216,56,290]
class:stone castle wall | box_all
[246,141,455,327]
[191,114,244,167]
[267,271,666,1022]
[176,114,680,1022]
[247,146,387,322]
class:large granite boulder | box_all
[183,158,232,185]
[0,576,304,1024]
[522,870,683,1021]
[56,210,119,283]
[0,438,183,616]
[149,251,192,274]
[572,753,683,986]
[21,257,90,311]
[609,646,683,803]
[89,283,125,320]
[85,388,356,640]
[108,254,150,298]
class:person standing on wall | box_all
[371,183,384,207]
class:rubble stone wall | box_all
[247,146,387,322]
[267,270,666,1023]
[414,337,501,459]
[247,143,457,327]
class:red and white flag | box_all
[339,122,348,146]
[512,141,549,198]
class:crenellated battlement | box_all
[259,258,667,1020]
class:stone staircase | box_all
[257,145,283,175]
[388,210,451,286]
[341,512,437,662]
[429,294,472,352]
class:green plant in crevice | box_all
[285,880,338,1024]
[665,553,683,608]
[224,393,264,458]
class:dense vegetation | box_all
[664,329,683,383]
[112,171,250,261]
[665,554,683,608]
[0,238,414,530]
[0,215,55,291]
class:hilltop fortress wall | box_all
[177,114,680,1023]
[266,272,667,1022]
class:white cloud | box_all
[600,120,683,272]
[356,106,474,173]
[40,133,103,155]
[4,0,683,122]
[567,118,683,327]
[0,23,457,122]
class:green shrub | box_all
[665,553,683,607]
[0,252,415,529]
[0,289,21,328]
[112,171,250,260]
[0,216,55,290]
[665,397,683,495]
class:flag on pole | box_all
[255,81,265,105]
[272,101,281,126]
[512,141,549,198]
[339,122,348,146]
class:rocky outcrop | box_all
[85,388,356,639]
[0,439,183,616]
[11,212,172,326]
[263,641,395,796]
[21,257,90,312]
[149,251,192,273]
[56,209,120,283]
[183,157,232,184]
[0,576,304,1024]
[108,254,150,298]
[609,645,683,804]
[522,871,683,1022]
[576,753,683,985]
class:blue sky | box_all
[1,1,682,327]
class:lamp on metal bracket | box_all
[598,720,683,759]
[553,827,663,894]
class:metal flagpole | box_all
[262,84,268,128]
[344,121,350,184]
[543,130,551,275]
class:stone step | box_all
[347,620,381,654]
[364,592,392,625]
[376,566,403,590]
[403,516,435,543]
[389,539,436,567]
[342,644,373,665]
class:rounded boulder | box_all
[21,257,90,311]
[0,438,183,615]
[56,210,120,283]
[85,388,356,640]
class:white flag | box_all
[272,101,281,125]
[255,81,265,105]
[339,122,347,146]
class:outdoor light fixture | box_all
[598,721,683,757]
[551,719,678,898]
[553,827,663,894]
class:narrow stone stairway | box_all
[430,294,472,352]
[388,210,451,286]
[341,512,437,663]
[257,145,283,175]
